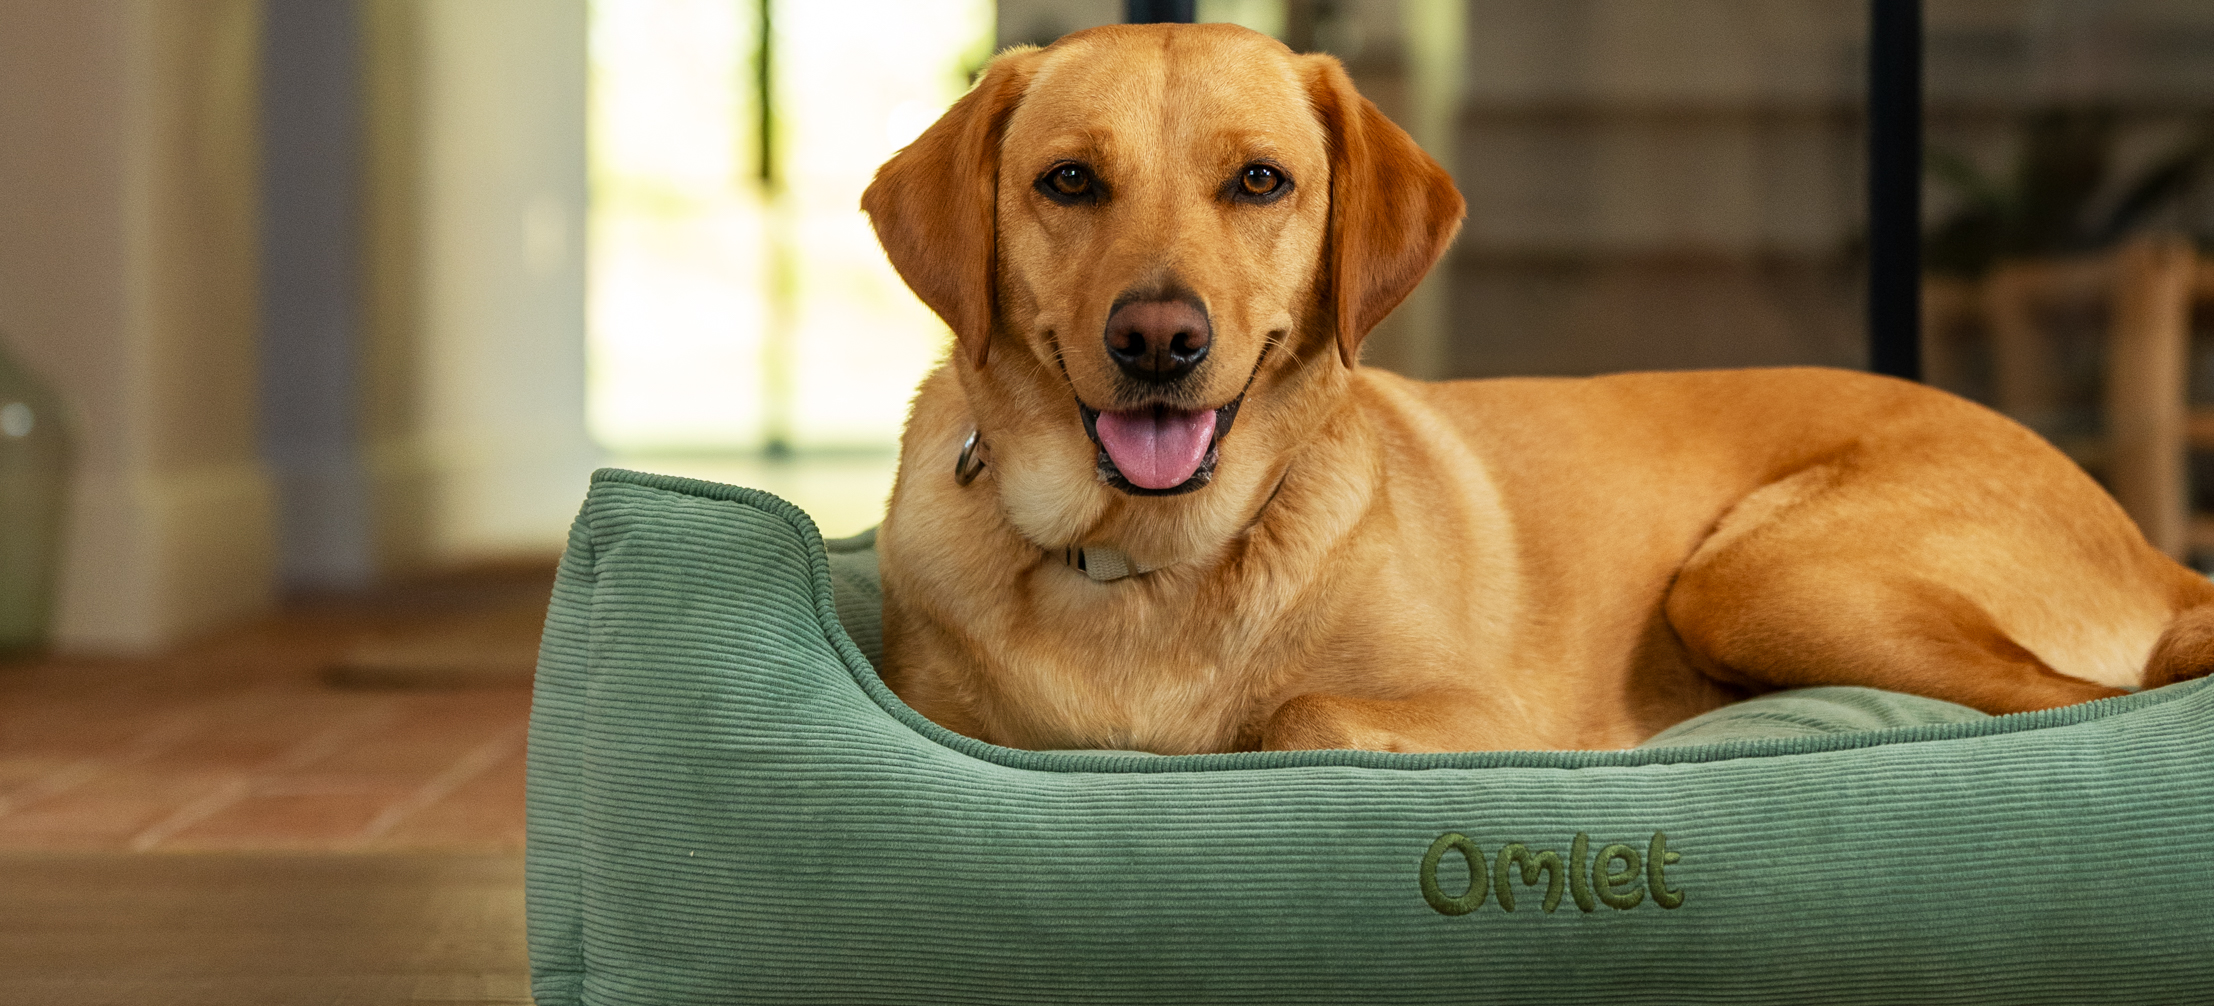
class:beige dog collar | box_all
[1058,544,1154,582]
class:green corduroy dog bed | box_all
[526,468,2214,1005]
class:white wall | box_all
[0,0,275,652]
[414,0,601,558]
[0,0,603,652]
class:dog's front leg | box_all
[1258,690,1512,753]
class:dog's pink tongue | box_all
[1095,407,1216,490]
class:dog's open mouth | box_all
[1079,398,1244,496]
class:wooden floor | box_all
[0,563,552,1003]
[0,852,529,1005]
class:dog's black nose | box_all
[1104,297,1211,382]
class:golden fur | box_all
[859,23,2214,754]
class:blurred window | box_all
[586,0,993,454]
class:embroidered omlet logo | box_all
[1419,831,1683,915]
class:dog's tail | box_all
[2143,602,2214,689]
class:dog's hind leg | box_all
[2144,604,2214,689]
[1660,461,2181,715]
[1666,565,2130,715]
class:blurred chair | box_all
[1926,237,2212,559]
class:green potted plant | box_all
[1925,106,2213,279]
[0,336,70,652]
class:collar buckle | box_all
[954,429,987,486]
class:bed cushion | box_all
[526,467,2214,1005]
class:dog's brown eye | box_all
[1226,162,1292,204]
[1036,162,1103,205]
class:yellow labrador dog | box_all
[858,23,2214,754]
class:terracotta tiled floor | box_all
[0,565,548,854]
[0,568,550,1003]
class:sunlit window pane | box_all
[589,0,765,450]
[778,0,992,450]
[587,0,992,456]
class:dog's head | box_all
[864,23,1462,558]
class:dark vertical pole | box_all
[755,0,775,192]
[1125,0,1196,23]
[262,0,373,590]
[1868,0,1922,381]
[756,0,794,458]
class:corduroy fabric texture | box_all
[1637,686,1990,749]
[824,526,883,671]
[527,468,2214,1005]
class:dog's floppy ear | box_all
[862,48,1043,370]
[1303,55,1465,368]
